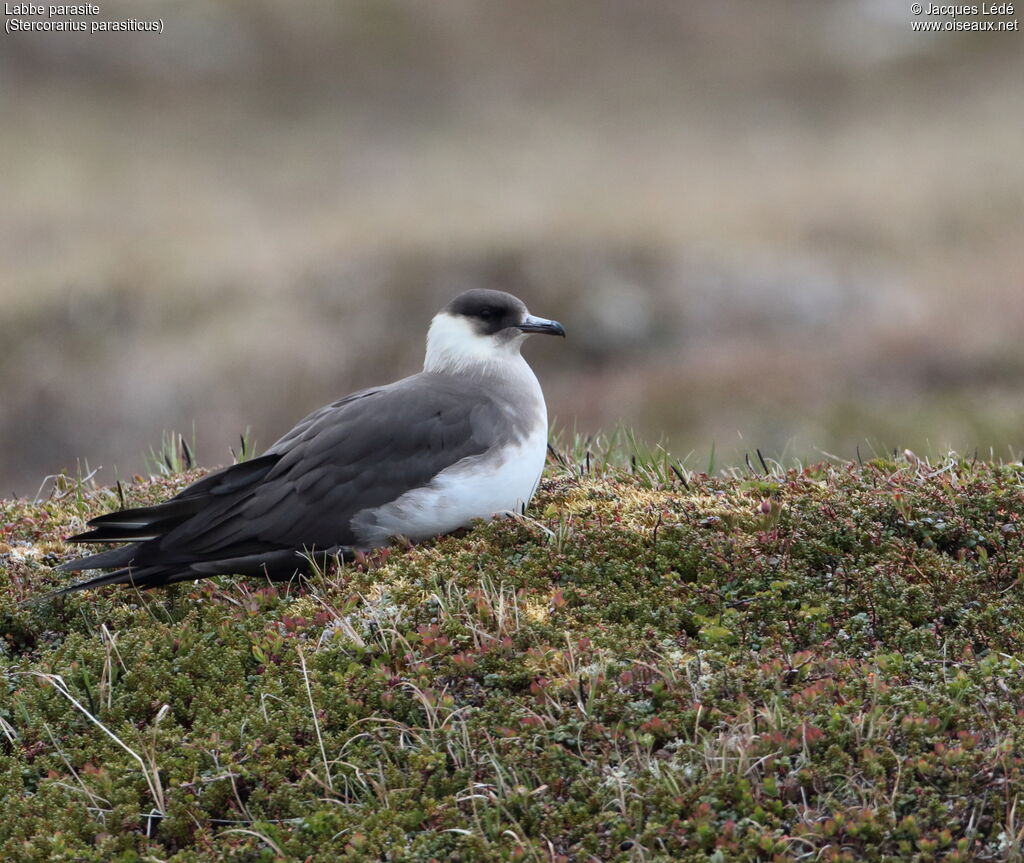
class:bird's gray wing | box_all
[168,374,504,552]
[58,373,504,590]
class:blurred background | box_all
[2,0,1023,497]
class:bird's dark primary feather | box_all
[58,373,515,593]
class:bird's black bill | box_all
[518,315,566,337]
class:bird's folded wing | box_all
[59,374,504,586]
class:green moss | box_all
[3,453,1024,860]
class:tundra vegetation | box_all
[2,437,1024,862]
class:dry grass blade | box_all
[13,671,166,815]
[297,645,333,794]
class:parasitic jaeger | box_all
[57,289,565,592]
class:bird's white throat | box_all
[423,311,528,376]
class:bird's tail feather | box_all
[55,567,144,593]
[67,498,204,544]
[56,545,140,573]
[54,549,336,595]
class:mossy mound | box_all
[3,455,1024,861]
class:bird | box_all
[57,289,565,593]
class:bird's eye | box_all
[479,308,495,319]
